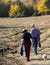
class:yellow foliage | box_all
[9,4,19,17]
[1,0,16,3]
[1,0,9,4]
[36,0,49,13]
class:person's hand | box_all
[31,39,34,47]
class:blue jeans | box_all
[33,38,38,54]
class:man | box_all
[30,24,41,55]
[21,29,32,62]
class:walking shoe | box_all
[26,57,30,62]
[34,53,38,55]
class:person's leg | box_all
[33,39,38,55]
[24,43,31,61]
[27,44,31,61]
[34,43,38,54]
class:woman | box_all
[21,29,32,62]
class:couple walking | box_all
[21,24,41,62]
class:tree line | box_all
[0,0,50,17]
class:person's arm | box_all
[21,39,24,46]
[30,30,34,46]
[21,33,25,46]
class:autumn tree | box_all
[9,1,27,17]
[36,0,49,15]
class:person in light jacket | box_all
[30,24,41,55]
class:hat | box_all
[22,29,27,32]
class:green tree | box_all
[45,0,50,9]
[0,3,10,17]
[9,2,27,17]
[16,4,26,17]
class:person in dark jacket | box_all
[22,29,32,62]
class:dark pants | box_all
[24,43,31,61]
[33,38,38,54]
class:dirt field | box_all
[0,15,50,65]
